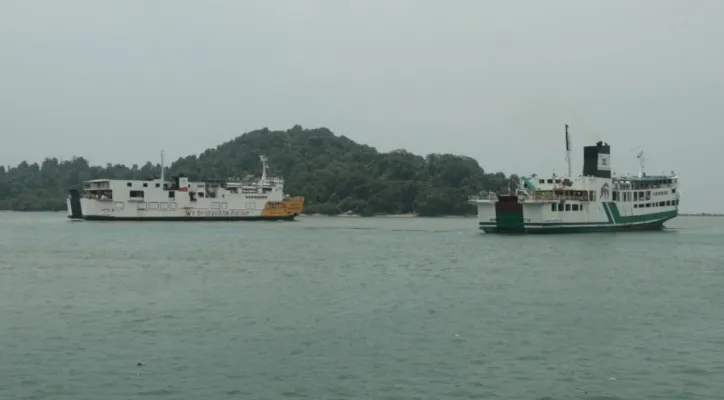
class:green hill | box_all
[0,125,519,216]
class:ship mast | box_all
[565,124,572,177]
[259,155,268,183]
[636,150,645,178]
[160,150,165,185]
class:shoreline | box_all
[0,210,477,218]
[302,212,475,218]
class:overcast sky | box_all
[1,0,722,212]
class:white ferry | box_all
[67,155,304,221]
[470,125,679,233]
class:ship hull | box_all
[473,196,678,235]
[67,191,304,222]
[479,217,673,234]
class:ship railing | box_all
[82,194,113,201]
[469,192,498,202]
[522,192,591,202]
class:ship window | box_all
[127,182,132,187]
[539,179,545,184]
[114,201,125,210]
[666,200,671,206]
[547,179,553,183]
[572,204,579,211]
[198,192,205,197]
[168,191,175,199]
[143,183,148,187]
[130,190,144,198]
[646,203,651,208]
[634,204,638,208]
[551,204,556,212]
[156,183,160,188]
[672,189,676,193]
[565,204,571,211]
[659,201,665,207]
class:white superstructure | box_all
[67,155,304,221]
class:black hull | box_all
[479,218,673,234]
[69,215,298,222]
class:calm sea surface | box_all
[1,212,723,400]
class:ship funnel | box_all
[582,141,611,178]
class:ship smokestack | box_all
[582,141,611,178]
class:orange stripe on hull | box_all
[260,196,305,218]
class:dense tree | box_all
[0,126,519,215]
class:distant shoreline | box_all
[302,212,475,218]
[0,210,477,218]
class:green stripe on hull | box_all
[481,220,669,234]
[479,215,677,234]
[606,202,678,223]
[601,202,614,223]
[478,201,678,234]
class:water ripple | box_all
[0,214,722,399]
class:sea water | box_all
[1,212,722,399]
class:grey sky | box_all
[1,0,722,212]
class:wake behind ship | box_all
[469,125,680,234]
[67,155,304,221]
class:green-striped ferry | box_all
[470,125,680,234]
